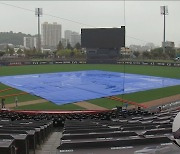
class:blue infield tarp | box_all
[0,70,179,105]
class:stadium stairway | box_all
[35,130,62,154]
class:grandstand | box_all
[0,106,179,154]
[0,1,180,153]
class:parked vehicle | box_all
[174,57,180,61]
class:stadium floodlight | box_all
[160,6,168,53]
[35,8,43,16]
[160,6,168,15]
[35,8,43,52]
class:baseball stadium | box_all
[0,1,180,154]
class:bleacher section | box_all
[0,108,179,154]
[58,108,180,154]
[0,111,53,154]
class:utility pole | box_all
[160,6,168,53]
[35,8,43,52]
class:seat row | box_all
[0,118,53,154]
[58,109,180,154]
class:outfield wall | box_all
[117,61,180,67]
[0,60,180,67]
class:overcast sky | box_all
[0,1,180,47]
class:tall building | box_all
[70,32,81,47]
[41,22,62,49]
[24,37,37,49]
[64,30,72,45]
[64,30,81,47]
[61,38,67,48]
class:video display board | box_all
[81,26,125,48]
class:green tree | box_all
[0,31,32,45]
[24,49,29,57]
[32,47,37,55]
[133,51,140,58]
[17,48,23,55]
[66,43,72,50]
[53,50,57,58]
[165,47,176,59]
[70,51,75,58]
[176,49,180,57]
[73,49,85,58]
[151,48,163,59]
[74,42,81,50]
[6,45,14,55]
[0,51,5,57]
[57,41,64,50]
[142,51,151,59]
[151,47,176,59]
[57,49,71,58]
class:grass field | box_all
[0,64,179,110]
[0,64,180,78]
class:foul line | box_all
[0,92,27,98]
[0,88,13,93]
[107,96,147,109]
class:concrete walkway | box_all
[36,131,62,154]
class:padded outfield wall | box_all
[0,60,179,67]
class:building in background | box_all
[121,47,132,56]
[64,30,72,45]
[70,32,81,47]
[64,30,81,48]
[162,41,175,48]
[61,38,67,48]
[41,22,62,50]
[129,43,157,53]
[23,37,37,49]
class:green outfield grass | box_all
[0,64,179,78]
[0,64,179,110]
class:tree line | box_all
[0,41,85,59]
[133,47,179,59]
[55,41,85,59]
[1,37,179,60]
[0,31,32,45]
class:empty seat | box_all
[59,136,172,150]
[62,131,138,140]
[143,128,172,135]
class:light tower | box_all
[35,8,43,52]
[160,6,168,53]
